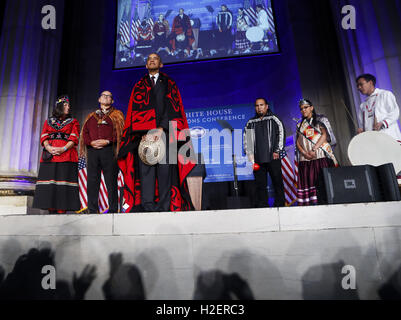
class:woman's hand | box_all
[46,145,57,155]
[53,147,65,155]
[302,151,313,160]
[307,150,317,160]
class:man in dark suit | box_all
[118,53,195,212]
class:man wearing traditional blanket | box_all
[170,8,195,55]
[118,53,195,212]
[244,98,286,208]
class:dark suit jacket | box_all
[148,73,169,131]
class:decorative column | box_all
[0,0,64,195]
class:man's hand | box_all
[374,122,384,131]
[152,128,163,141]
[91,139,109,149]
[273,152,279,160]
[109,252,123,277]
[99,139,110,146]
[357,128,364,134]
[247,154,255,163]
[144,128,164,142]
[91,140,103,149]
[73,265,97,300]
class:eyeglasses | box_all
[299,106,311,111]
[101,94,113,98]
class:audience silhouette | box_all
[193,270,254,300]
[3,246,395,300]
[0,248,97,300]
[102,253,146,300]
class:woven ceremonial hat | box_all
[138,138,166,166]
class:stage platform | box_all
[0,201,401,299]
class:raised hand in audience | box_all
[109,252,123,277]
[73,264,97,300]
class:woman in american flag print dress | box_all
[33,95,81,213]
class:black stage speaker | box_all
[375,163,401,201]
[318,165,381,204]
[318,164,401,205]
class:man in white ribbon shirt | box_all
[356,73,401,143]
[256,4,270,31]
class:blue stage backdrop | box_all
[115,0,279,68]
[101,0,304,182]
[186,103,255,182]
[186,103,297,183]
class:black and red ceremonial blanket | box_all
[118,72,195,212]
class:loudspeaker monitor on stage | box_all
[317,163,401,205]
[375,163,401,202]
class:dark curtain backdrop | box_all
[57,0,106,123]
[0,1,5,35]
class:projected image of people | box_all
[115,0,279,68]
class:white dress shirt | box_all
[149,73,159,84]
[358,88,401,141]
[257,9,270,31]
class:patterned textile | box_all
[117,72,195,212]
[235,31,251,50]
[297,158,334,205]
[39,117,80,163]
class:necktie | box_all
[151,76,156,87]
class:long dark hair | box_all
[52,95,72,119]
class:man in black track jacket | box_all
[244,98,286,207]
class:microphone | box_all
[292,117,301,123]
